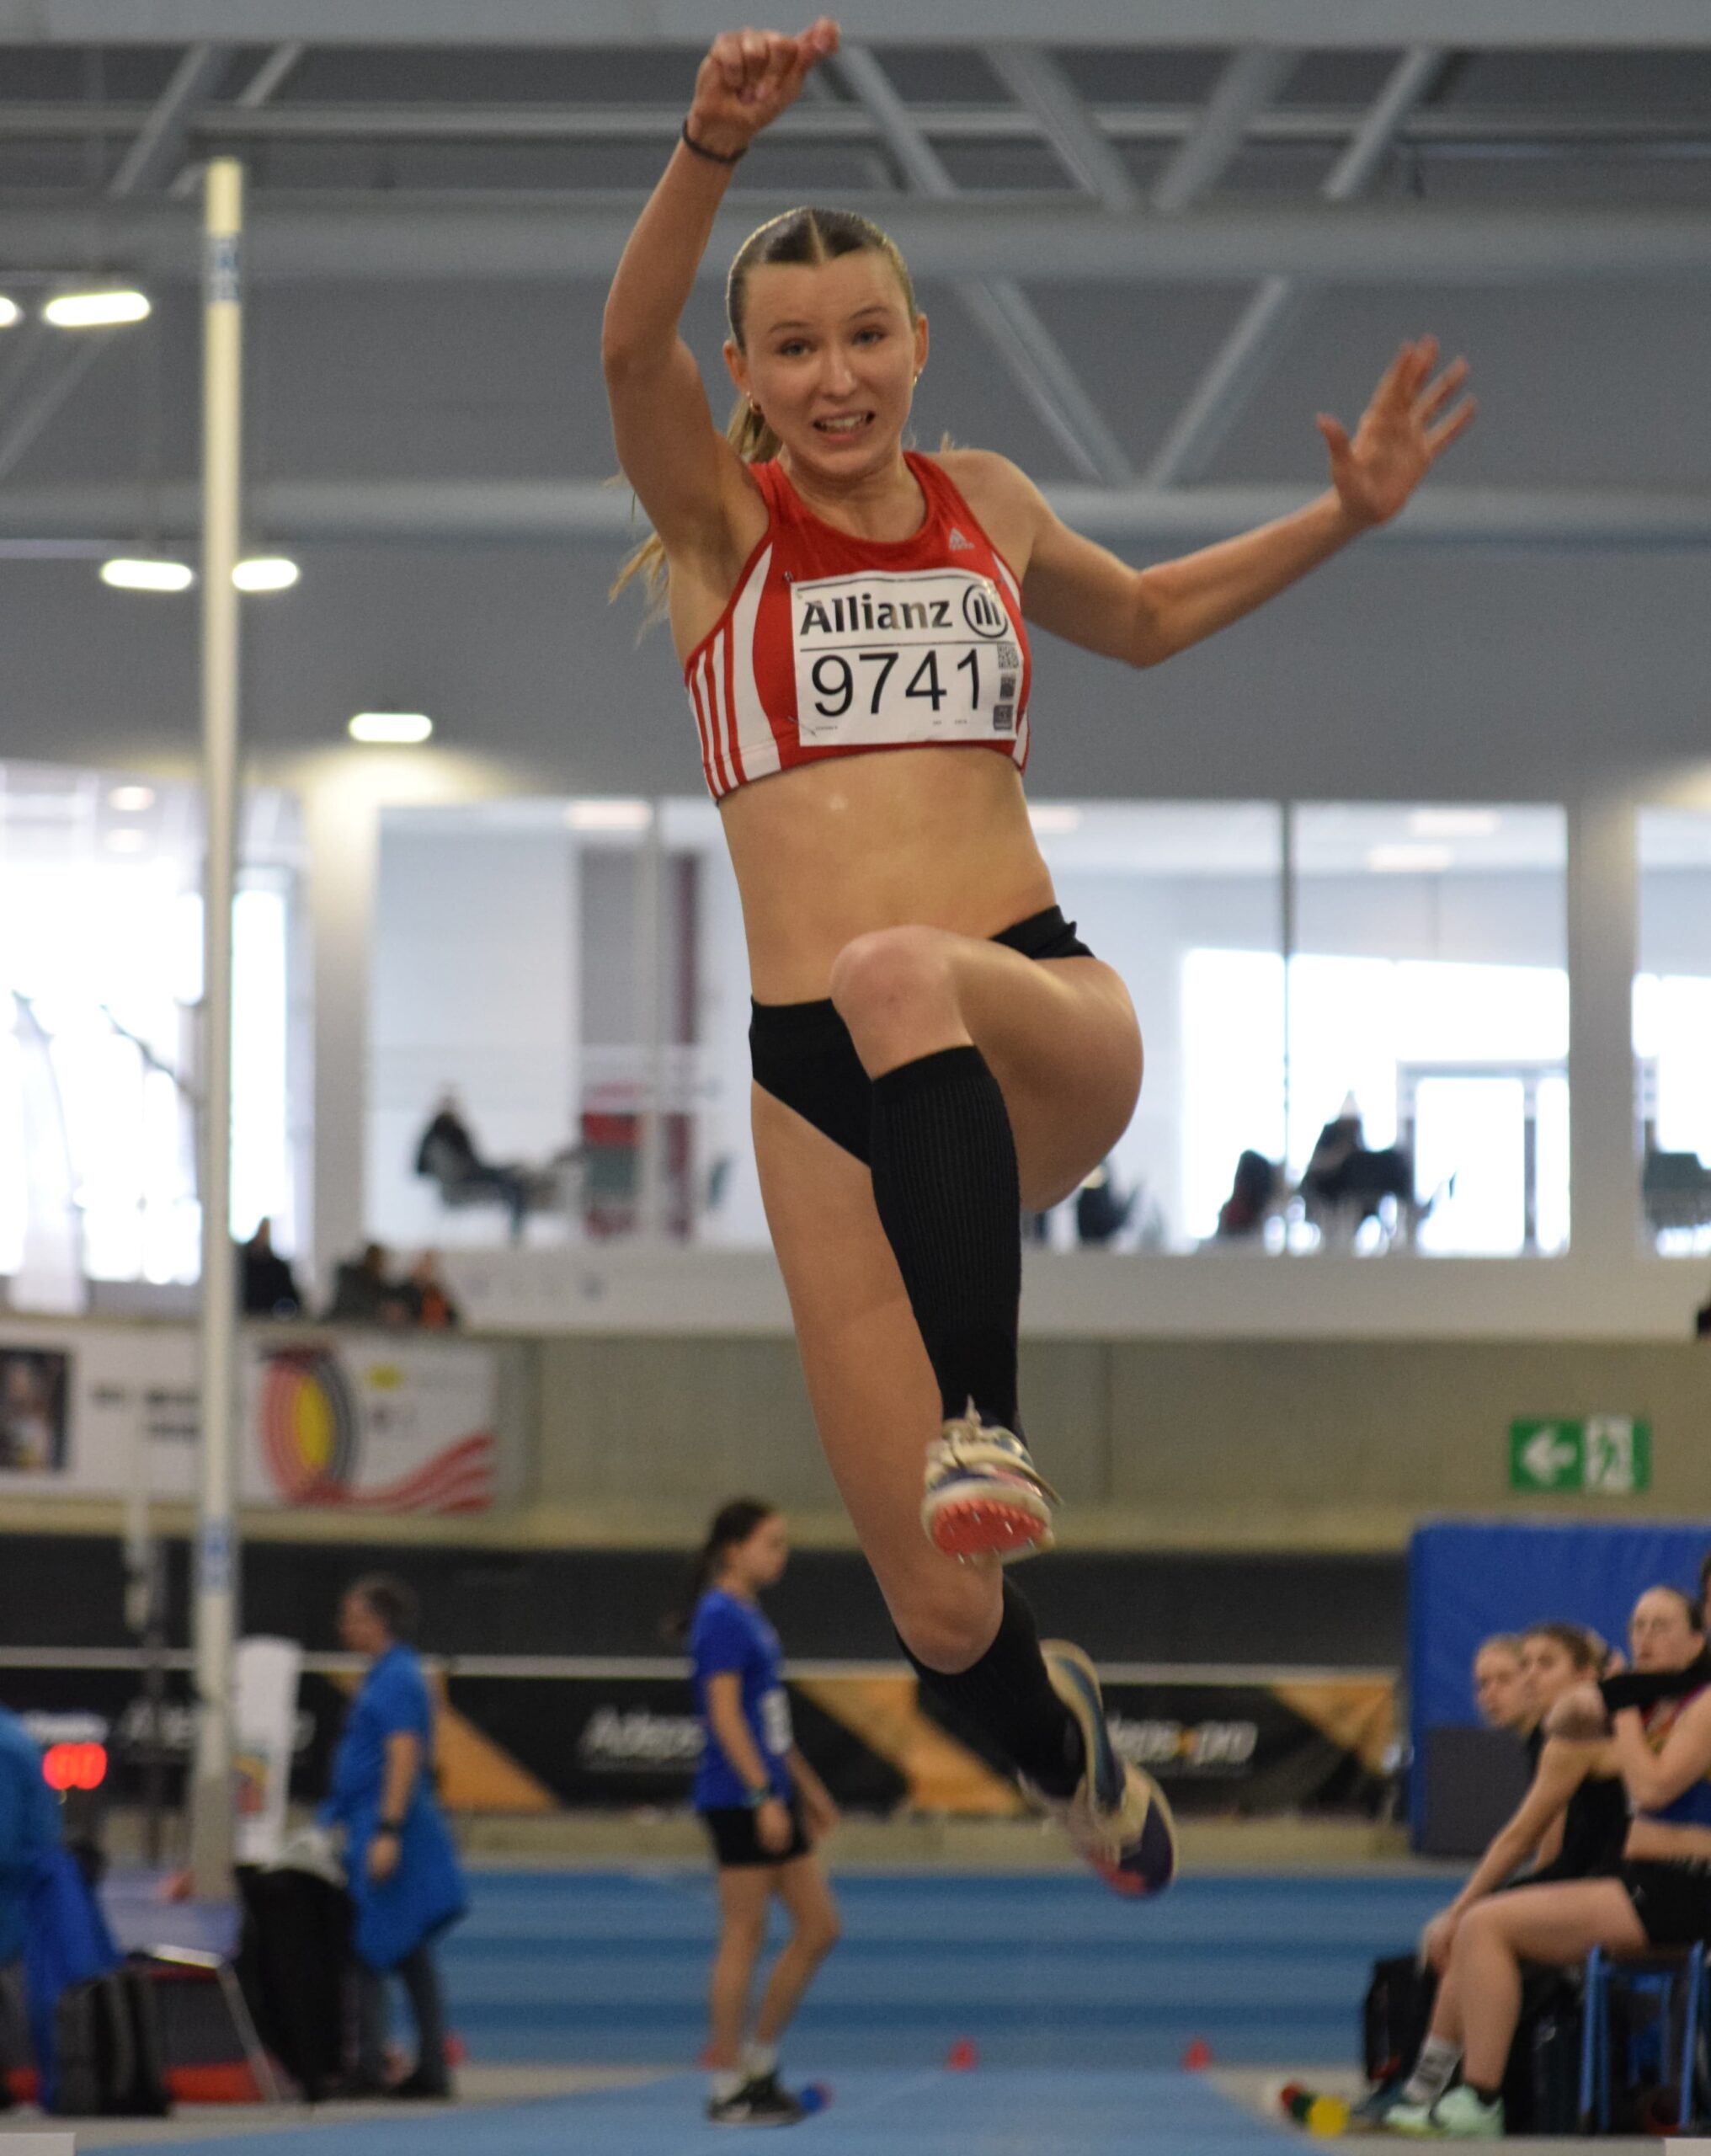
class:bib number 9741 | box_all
[792,569,1021,747]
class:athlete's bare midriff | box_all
[721,748,1057,1004]
[1627,1816,1711,1864]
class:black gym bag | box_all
[51,1966,171,2117]
[234,1864,354,2100]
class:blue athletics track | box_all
[92,1865,1458,2156]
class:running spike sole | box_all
[921,1478,1055,1561]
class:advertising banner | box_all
[0,1321,503,1513]
[3,1657,1394,1819]
[409,1664,1394,1817]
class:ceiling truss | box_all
[0,30,1703,546]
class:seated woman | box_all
[1470,1632,1532,1746]
[1395,1586,1711,2139]
[1380,1622,1622,2128]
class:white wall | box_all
[367,817,576,1251]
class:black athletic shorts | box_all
[701,1796,811,1869]
[748,904,1096,1165]
[1619,1857,1711,1946]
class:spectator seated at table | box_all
[413,1091,530,1245]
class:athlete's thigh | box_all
[1470,1879,1645,1962]
[753,1085,996,1641]
[948,943,1143,1210]
[716,1861,774,1935]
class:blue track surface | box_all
[102,2068,1289,2154]
[440,1865,1444,2070]
[93,1867,1455,2156]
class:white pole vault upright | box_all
[189,155,244,1897]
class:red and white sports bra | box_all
[682,451,1032,803]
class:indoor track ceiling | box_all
[0,7,1708,787]
[0,14,1705,536]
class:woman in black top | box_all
[1378,1622,1618,2127]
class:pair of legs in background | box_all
[754,915,1175,1881]
[706,1840,840,2120]
[354,1941,450,2097]
[1387,1876,1650,2137]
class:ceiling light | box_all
[567,799,652,831]
[1028,804,1082,835]
[44,288,151,328]
[108,785,156,813]
[349,712,433,745]
[233,555,300,593]
[1367,843,1454,874]
[0,298,19,329]
[100,557,195,594]
[1408,808,1500,840]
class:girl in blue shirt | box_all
[685,1499,840,2127]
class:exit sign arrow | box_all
[1521,1427,1579,1487]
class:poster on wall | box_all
[0,1323,504,1513]
[0,1347,69,1471]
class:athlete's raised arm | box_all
[989,335,1474,668]
[601,19,840,567]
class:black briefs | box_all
[1620,1856,1711,1948]
[748,905,1095,1166]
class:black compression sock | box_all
[868,1044,1021,1429]
[902,1578,1084,1798]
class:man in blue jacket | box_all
[322,1576,466,2100]
[0,1702,61,2105]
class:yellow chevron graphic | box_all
[794,1674,1026,1817]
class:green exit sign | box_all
[1510,1417,1651,1494]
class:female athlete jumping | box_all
[603,16,1474,1894]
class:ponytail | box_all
[665,1496,777,1642]
[609,396,783,632]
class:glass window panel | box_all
[1411,1075,1526,1256]
[0,761,301,1292]
[1288,804,1569,1257]
[1038,803,1282,1252]
[1636,807,1711,1255]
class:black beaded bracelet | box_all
[681,119,745,167]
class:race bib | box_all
[760,1687,794,1757]
[792,569,1023,746]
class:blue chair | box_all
[1579,1941,1708,2132]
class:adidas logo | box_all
[948,526,973,552]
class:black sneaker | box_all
[707,2072,805,2127]
[387,2068,454,2101]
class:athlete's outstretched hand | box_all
[687,19,840,160]
[1316,337,1475,529]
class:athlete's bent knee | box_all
[800,1913,841,1961]
[1452,1901,1505,1960]
[893,1582,999,1677]
[828,928,956,1038]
